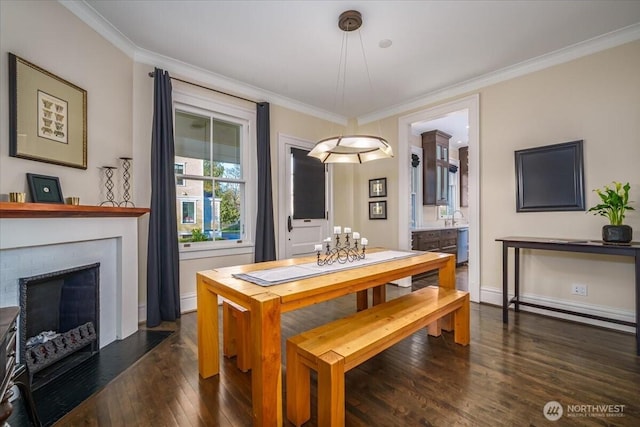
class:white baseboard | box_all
[481,286,635,333]
[138,291,197,323]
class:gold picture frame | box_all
[9,53,87,169]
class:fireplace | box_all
[19,263,100,389]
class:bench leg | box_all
[427,319,442,337]
[317,351,346,427]
[223,301,252,372]
[286,337,311,426]
[454,294,470,345]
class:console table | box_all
[496,236,640,355]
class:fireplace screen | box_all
[19,263,99,387]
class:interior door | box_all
[284,145,330,258]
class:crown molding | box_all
[58,0,347,126]
[59,0,137,58]
[358,23,640,125]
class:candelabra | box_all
[118,157,135,207]
[99,166,118,206]
[315,228,367,266]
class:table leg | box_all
[514,247,520,312]
[197,277,220,378]
[356,290,368,311]
[250,292,282,426]
[502,242,508,323]
[438,254,456,290]
[635,254,639,355]
[372,285,386,306]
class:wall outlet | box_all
[571,284,588,296]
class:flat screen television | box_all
[515,140,585,212]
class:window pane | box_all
[177,178,214,242]
[215,181,243,240]
[213,119,241,178]
[291,148,325,219]
[175,110,211,165]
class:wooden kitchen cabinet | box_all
[411,228,458,280]
[422,130,451,206]
[459,146,469,207]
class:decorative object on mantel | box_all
[26,173,64,203]
[119,157,135,207]
[315,226,367,265]
[99,166,118,206]
[307,11,393,164]
[588,181,634,244]
[9,192,26,203]
[8,53,87,169]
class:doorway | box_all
[277,134,332,259]
[397,94,480,302]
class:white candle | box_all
[352,232,360,239]
[333,226,342,234]
[314,244,323,251]
[344,227,351,234]
[361,237,368,246]
[324,237,332,242]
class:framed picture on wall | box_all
[369,201,387,220]
[369,177,387,198]
[9,53,88,169]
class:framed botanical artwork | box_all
[369,177,387,198]
[27,173,64,203]
[9,53,87,169]
[369,201,387,220]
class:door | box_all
[282,140,330,258]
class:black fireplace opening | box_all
[19,263,100,389]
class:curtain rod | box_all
[148,71,258,105]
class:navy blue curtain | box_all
[255,102,276,262]
[147,68,180,327]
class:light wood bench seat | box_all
[222,300,251,372]
[286,285,470,427]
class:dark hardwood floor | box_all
[56,268,639,426]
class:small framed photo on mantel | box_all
[27,173,64,203]
[369,177,387,198]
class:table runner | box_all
[233,250,417,286]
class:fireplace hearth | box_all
[19,263,100,389]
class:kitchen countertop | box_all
[412,224,469,231]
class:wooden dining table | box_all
[196,249,456,426]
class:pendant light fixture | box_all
[308,10,394,164]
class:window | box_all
[173,91,256,250]
[175,163,186,186]
[181,200,196,224]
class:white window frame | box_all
[180,199,197,224]
[173,90,257,259]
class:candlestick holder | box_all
[118,157,135,207]
[316,233,366,266]
[99,166,118,206]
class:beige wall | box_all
[476,40,639,310]
[0,1,134,204]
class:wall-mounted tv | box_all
[515,140,585,212]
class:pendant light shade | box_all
[309,10,394,164]
[308,134,393,164]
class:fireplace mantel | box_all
[0,202,149,218]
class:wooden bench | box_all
[286,285,470,427]
[222,300,251,372]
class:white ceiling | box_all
[75,0,640,123]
